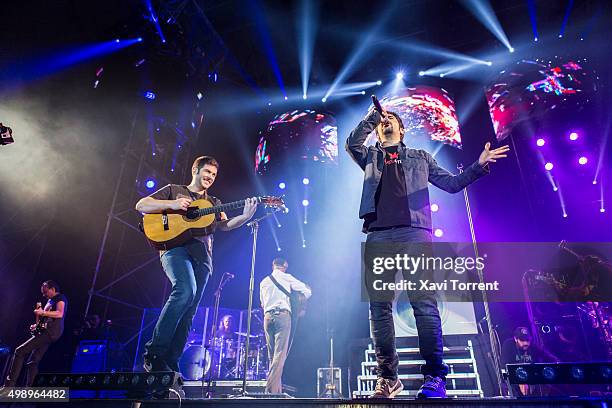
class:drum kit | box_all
[179,310,269,381]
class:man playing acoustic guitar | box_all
[135,156,257,373]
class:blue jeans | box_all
[366,227,448,380]
[145,239,212,368]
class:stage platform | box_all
[19,397,612,408]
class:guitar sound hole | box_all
[185,208,200,220]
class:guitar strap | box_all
[267,274,298,353]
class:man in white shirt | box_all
[259,258,312,394]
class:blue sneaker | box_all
[417,375,447,398]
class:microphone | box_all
[371,95,384,115]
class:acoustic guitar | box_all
[142,196,284,249]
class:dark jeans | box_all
[145,239,212,369]
[264,310,291,394]
[5,332,56,387]
[366,226,448,380]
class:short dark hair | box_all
[272,257,288,268]
[192,156,219,174]
[43,280,60,292]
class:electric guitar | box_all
[142,196,285,250]
[30,302,48,336]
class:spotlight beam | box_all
[527,0,538,41]
[145,0,166,43]
[459,0,513,51]
[322,5,395,101]
[559,0,575,38]
[248,0,287,96]
[297,0,318,99]
[392,40,491,65]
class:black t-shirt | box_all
[364,145,411,231]
[44,293,67,339]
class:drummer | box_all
[217,315,235,339]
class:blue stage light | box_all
[302,199,309,207]
[144,91,156,100]
[509,47,515,53]
[137,37,143,42]
[278,182,286,190]
[115,39,120,43]
[515,367,529,382]
[196,92,203,100]
[376,80,382,85]
[145,179,156,189]
[321,97,327,103]
[303,94,308,100]
[396,72,404,80]
[302,177,310,185]
[571,366,585,380]
[542,367,556,381]
[419,71,425,76]
[284,96,288,100]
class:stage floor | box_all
[21,397,612,408]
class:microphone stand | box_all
[235,209,280,397]
[204,272,233,398]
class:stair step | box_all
[358,372,477,381]
[362,358,474,368]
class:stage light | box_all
[571,366,585,380]
[534,37,539,42]
[558,34,563,38]
[542,367,556,381]
[304,220,308,224]
[196,92,203,100]
[267,102,272,106]
[321,97,327,103]
[396,72,404,80]
[303,94,307,100]
[515,367,529,382]
[486,61,492,66]
[376,80,382,85]
[302,241,306,248]
[145,179,156,189]
[545,162,554,171]
[601,366,612,379]
[284,96,288,100]
[277,247,282,252]
[563,213,568,218]
[115,39,120,43]
[137,37,143,42]
[439,73,445,78]
[302,199,309,207]
[278,182,286,190]
[434,228,443,238]
[302,177,310,185]
[593,180,598,185]
[419,71,425,76]
[509,47,515,53]
[144,91,156,100]
[579,156,588,165]
[553,186,558,192]
[536,138,545,147]
[431,203,439,212]
[601,208,606,213]
[569,132,579,140]
[361,90,366,95]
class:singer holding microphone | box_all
[346,97,509,399]
[135,155,258,373]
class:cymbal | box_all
[234,331,259,338]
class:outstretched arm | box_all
[345,109,382,170]
[217,197,258,231]
[427,143,509,193]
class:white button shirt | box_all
[260,268,312,314]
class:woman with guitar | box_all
[3,280,67,387]
[135,155,260,374]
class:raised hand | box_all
[478,142,510,166]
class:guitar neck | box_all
[195,198,254,217]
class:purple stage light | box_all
[601,208,606,213]
[536,138,545,147]
[431,203,439,212]
[144,91,156,100]
[434,228,444,238]
[545,162,554,171]
[578,156,588,165]
[569,132,579,141]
